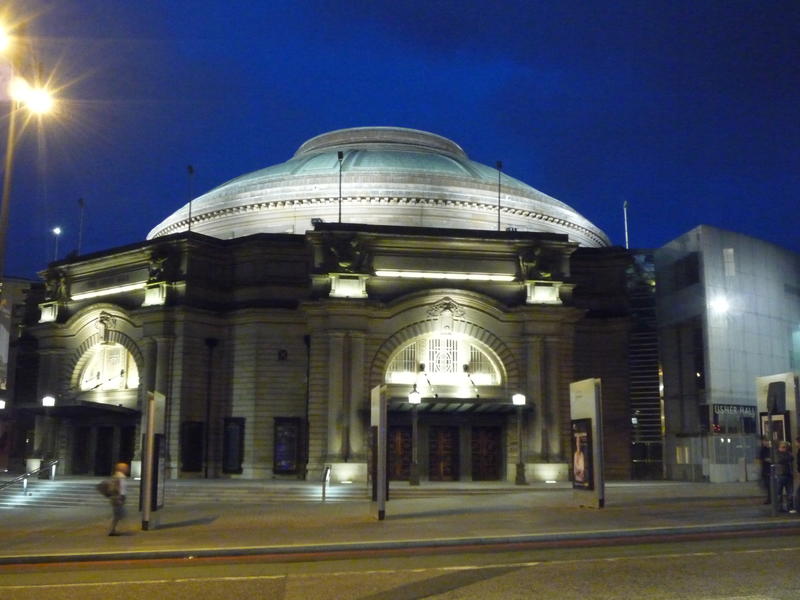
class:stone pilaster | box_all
[525,335,545,459]
[348,332,365,460]
[326,332,346,460]
[545,336,562,459]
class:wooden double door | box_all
[471,426,502,481]
[388,424,503,481]
[429,426,459,481]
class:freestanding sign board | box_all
[370,385,387,520]
[756,373,798,516]
[756,373,798,443]
[141,390,166,531]
[570,378,604,508]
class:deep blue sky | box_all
[4,0,799,278]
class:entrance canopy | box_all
[15,400,139,418]
[387,398,520,414]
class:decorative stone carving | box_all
[518,247,552,281]
[427,297,465,319]
[147,251,169,283]
[428,297,465,334]
[96,311,117,344]
[44,269,70,302]
[324,235,369,274]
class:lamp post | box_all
[40,394,55,473]
[337,150,344,223]
[408,385,421,485]
[512,393,526,485]
[51,226,61,261]
[0,26,56,287]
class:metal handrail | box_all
[321,464,331,501]
[0,459,59,494]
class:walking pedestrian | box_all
[108,462,129,536]
[791,436,800,514]
[775,441,793,512]
[759,437,771,505]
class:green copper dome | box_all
[148,127,609,247]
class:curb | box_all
[2,519,798,566]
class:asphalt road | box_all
[2,534,799,599]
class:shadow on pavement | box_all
[155,516,219,530]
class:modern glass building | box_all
[656,225,800,482]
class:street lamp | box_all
[0,27,57,289]
[51,226,61,260]
[408,384,421,486]
[512,393,526,485]
[337,150,344,223]
[51,226,62,260]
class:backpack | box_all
[96,479,115,497]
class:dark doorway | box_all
[180,421,204,472]
[94,426,114,476]
[429,426,459,481]
[274,417,301,475]
[471,426,502,481]
[223,417,245,474]
[120,426,135,464]
[72,426,91,474]
[388,426,411,480]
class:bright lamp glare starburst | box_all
[8,76,55,114]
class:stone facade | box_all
[11,224,633,482]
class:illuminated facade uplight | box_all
[709,296,729,314]
[375,270,514,282]
[0,26,10,53]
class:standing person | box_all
[775,441,794,512]
[108,462,129,536]
[759,437,772,505]
[792,436,800,514]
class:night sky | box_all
[3,0,799,279]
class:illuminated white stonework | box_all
[148,127,609,248]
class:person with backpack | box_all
[108,462,129,536]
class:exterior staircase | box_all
[0,476,540,509]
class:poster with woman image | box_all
[571,418,593,490]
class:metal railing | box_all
[0,459,59,495]
[321,464,331,501]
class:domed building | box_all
[148,127,609,247]
[12,128,634,487]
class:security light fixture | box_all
[408,385,421,404]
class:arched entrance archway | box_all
[378,327,522,483]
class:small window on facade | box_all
[723,248,736,277]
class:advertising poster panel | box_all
[571,418,593,490]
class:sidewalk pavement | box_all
[1,480,797,565]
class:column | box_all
[545,336,562,459]
[348,332,365,460]
[326,332,346,460]
[525,336,545,459]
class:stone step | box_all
[0,478,533,508]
